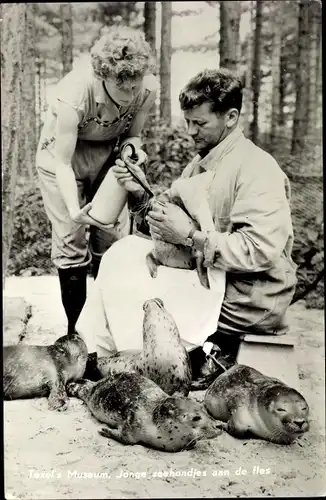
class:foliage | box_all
[260,134,323,309]
[288,173,324,309]
[145,124,324,309]
[6,1,323,309]
[34,2,140,81]
[8,125,323,308]
[142,122,196,190]
[7,180,54,277]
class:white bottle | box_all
[88,168,128,226]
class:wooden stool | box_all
[236,334,301,391]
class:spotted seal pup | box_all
[146,200,210,289]
[144,184,212,290]
[3,333,88,411]
[204,364,310,445]
[146,176,218,290]
[97,298,192,396]
[67,372,221,452]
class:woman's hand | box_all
[111,159,148,194]
[121,144,147,166]
[70,203,115,231]
[146,203,195,245]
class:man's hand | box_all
[70,203,115,231]
[146,203,195,245]
[111,159,148,194]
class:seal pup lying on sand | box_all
[3,333,88,411]
[67,372,221,452]
[97,298,192,396]
[204,364,309,445]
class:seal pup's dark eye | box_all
[192,415,201,422]
[276,408,286,412]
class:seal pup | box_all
[3,333,88,411]
[204,364,310,445]
[145,199,210,289]
[146,177,217,290]
[97,298,192,396]
[67,372,222,452]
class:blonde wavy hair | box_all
[91,27,154,86]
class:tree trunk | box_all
[307,1,320,135]
[1,3,26,286]
[144,1,156,56]
[251,0,263,144]
[143,2,157,155]
[160,1,172,125]
[241,1,255,137]
[60,3,73,76]
[278,43,286,127]
[270,1,283,152]
[36,57,43,136]
[19,3,37,181]
[291,0,310,156]
[316,27,322,129]
[219,1,242,72]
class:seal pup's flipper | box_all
[99,425,138,445]
[195,252,210,290]
[146,251,159,278]
[48,389,69,411]
[48,378,69,411]
[226,417,255,439]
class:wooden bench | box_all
[236,333,301,391]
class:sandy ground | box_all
[3,276,326,499]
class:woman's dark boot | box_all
[58,266,103,381]
[90,257,101,280]
[58,266,88,335]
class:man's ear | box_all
[226,108,239,128]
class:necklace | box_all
[102,81,122,112]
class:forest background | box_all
[1,0,323,307]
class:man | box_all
[86,68,297,378]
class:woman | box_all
[36,27,157,370]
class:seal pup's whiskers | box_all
[97,298,192,396]
[67,372,221,452]
[3,334,88,411]
[204,364,310,445]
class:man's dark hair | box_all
[179,68,243,114]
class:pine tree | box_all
[1,3,26,285]
[307,1,321,134]
[291,0,310,155]
[251,0,263,144]
[160,1,172,125]
[143,2,157,156]
[219,1,241,72]
[144,1,156,56]
[20,3,37,181]
[270,1,283,151]
[60,3,73,76]
[241,1,255,137]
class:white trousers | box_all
[77,235,226,354]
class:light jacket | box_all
[168,127,297,334]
